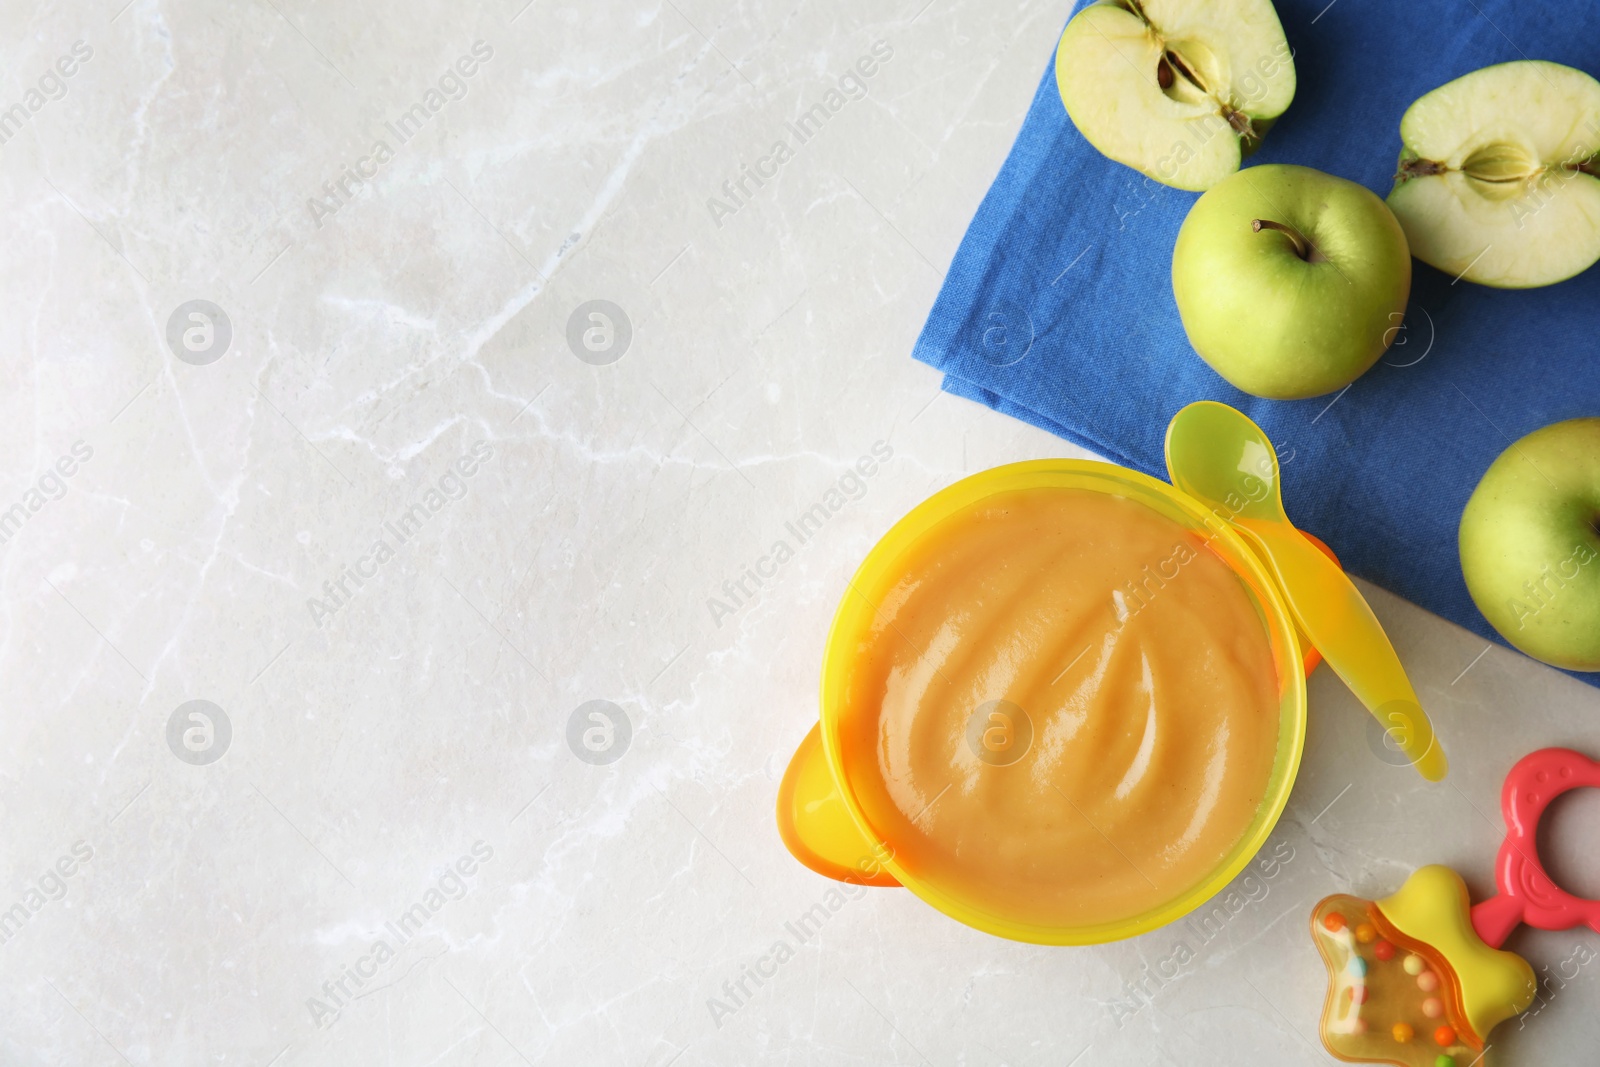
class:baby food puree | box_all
[838,486,1282,930]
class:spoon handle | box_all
[1240,519,1448,782]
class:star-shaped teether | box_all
[1311,875,1500,1067]
[1307,749,1600,1062]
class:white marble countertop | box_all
[4,1,1599,1064]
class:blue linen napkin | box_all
[912,0,1600,686]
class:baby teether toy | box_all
[1310,748,1600,1064]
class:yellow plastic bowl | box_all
[778,459,1309,945]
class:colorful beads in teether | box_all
[1310,880,1503,1067]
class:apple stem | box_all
[1252,219,1313,261]
[1398,158,1448,181]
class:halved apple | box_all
[1387,61,1600,288]
[1054,0,1296,192]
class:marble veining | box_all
[2,1,1598,1064]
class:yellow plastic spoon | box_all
[1164,400,1447,782]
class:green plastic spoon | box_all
[1164,400,1447,782]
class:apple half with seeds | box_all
[1054,0,1296,192]
[1387,61,1600,288]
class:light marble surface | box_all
[3,1,1599,1064]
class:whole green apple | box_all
[1459,418,1600,672]
[1172,164,1412,399]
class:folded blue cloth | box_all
[913,0,1600,686]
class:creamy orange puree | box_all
[839,487,1281,929]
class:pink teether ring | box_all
[1471,748,1600,948]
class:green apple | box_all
[1054,0,1296,191]
[1388,61,1600,288]
[1171,164,1412,399]
[1459,418,1600,672]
